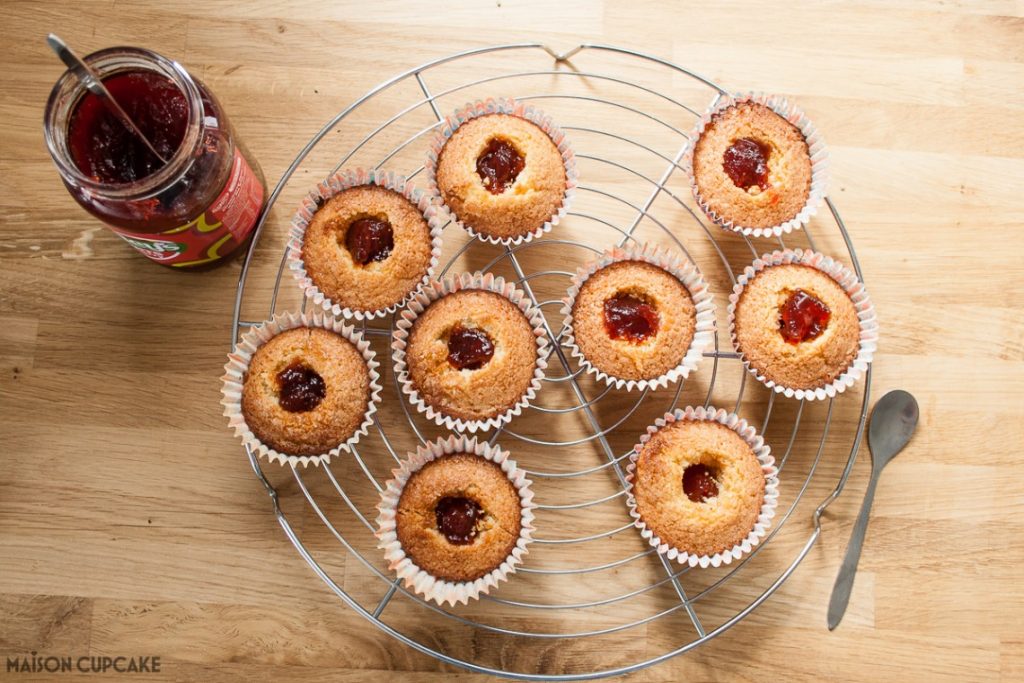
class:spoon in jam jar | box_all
[46,33,169,165]
[827,389,919,630]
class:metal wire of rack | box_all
[230,44,872,681]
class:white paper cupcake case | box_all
[392,271,549,433]
[220,310,383,468]
[375,434,536,606]
[728,248,878,401]
[286,168,446,321]
[424,96,579,246]
[625,406,779,569]
[681,92,830,238]
[560,242,716,391]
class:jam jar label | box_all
[108,149,264,267]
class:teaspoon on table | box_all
[827,389,919,630]
[45,33,169,165]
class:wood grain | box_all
[2,1,1023,681]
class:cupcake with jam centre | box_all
[729,248,877,400]
[289,168,444,320]
[426,97,577,245]
[221,311,382,468]
[626,406,779,568]
[393,272,548,433]
[563,243,715,391]
[684,93,828,237]
[376,435,536,606]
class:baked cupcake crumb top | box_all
[692,101,812,229]
[733,263,859,390]
[241,327,370,456]
[632,420,765,557]
[396,453,522,582]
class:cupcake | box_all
[376,435,535,605]
[426,98,577,244]
[684,93,827,237]
[729,249,877,400]
[288,168,444,320]
[393,272,548,433]
[562,243,715,390]
[221,311,382,468]
[626,406,778,568]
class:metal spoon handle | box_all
[46,33,169,165]
[827,473,878,630]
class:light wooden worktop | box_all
[2,2,1022,681]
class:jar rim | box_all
[43,46,204,199]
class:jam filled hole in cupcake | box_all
[603,291,660,343]
[476,137,525,194]
[682,462,720,503]
[275,360,327,413]
[435,495,485,545]
[779,288,831,344]
[341,213,394,265]
[446,324,495,371]
[723,137,771,192]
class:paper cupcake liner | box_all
[375,434,536,606]
[286,168,446,321]
[392,271,549,433]
[681,92,829,238]
[220,311,383,468]
[424,97,579,246]
[728,248,878,401]
[560,242,716,391]
[625,406,779,568]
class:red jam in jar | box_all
[45,47,266,269]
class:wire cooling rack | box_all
[230,44,872,680]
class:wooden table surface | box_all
[2,2,1023,681]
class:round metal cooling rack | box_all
[230,44,872,680]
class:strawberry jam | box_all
[276,361,326,413]
[780,289,831,344]
[603,294,659,343]
[723,137,770,190]
[476,138,524,194]
[683,464,719,503]
[345,216,393,265]
[68,71,187,185]
[435,496,482,545]
[447,325,494,370]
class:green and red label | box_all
[108,149,264,267]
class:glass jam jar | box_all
[44,47,266,269]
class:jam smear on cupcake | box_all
[723,137,770,191]
[682,463,719,503]
[779,289,830,344]
[603,294,659,343]
[345,216,394,265]
[435,496,483,545]
[447,325,495,370]
[476,138,525,194]
[276,361,327,413]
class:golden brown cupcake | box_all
[299,182,436,314]
[628,411,770,560]
[395,453,522,582]
[434,113,567,241]
[691,101,812,230]
[403,288,540,423]
[732,262,860,391]
[240,326,371,456]
[376,435,536,605]
[570,260,697,383]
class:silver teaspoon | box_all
[46,33,169,165]
[827,389,919,630]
